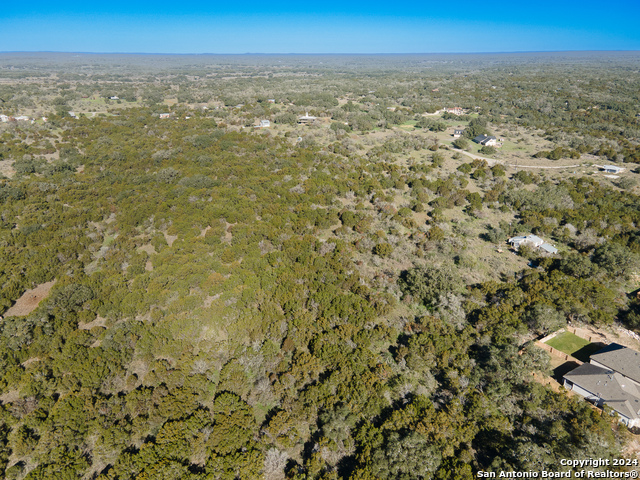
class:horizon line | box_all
[1,49,639,56]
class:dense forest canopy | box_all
[0,52,639,479]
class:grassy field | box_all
[545,331,602,362]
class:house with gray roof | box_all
[590,343,640,386]
[564,363,640,428]
[563,343,640,428]
[539,243,558,254]
[472,134,497,146]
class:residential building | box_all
[159,113,171,119]
[602,165,625,174]
[444,107,464,115]
[257,120,270,128]
[564,364,640,428]
[298,112,317,125]
[453,129,464,138]
[564,343,640,428]
[473,134,497,146]
[590,343,640,386]
[509,234,544,249]
[539,243,559,254]
[508,234,558,255]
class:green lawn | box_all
[545,331,602,362]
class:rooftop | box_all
[591,343,640,384]
[565,363,640,422]
[540,242,558,254]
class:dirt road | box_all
[452,148,583,169]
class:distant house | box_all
[298,112,317,125]
[444,107,464,115]
[564,343,640,428]
[0,115,8,122]
[14,116,30,121]
[109,96,119,100]
[508,234,558,254]
[509,234,544,249]
[159,113,171,119]
[267,99,275,104]
[453,129,465,138]
[473,134,497,146]
[257,119,270,128]
[602,165,624,174]
[68,111,78,119]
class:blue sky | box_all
[2,1,640,54]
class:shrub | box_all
[373,243,393,258]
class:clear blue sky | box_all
[2,1,639,54]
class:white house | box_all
[508,235,558,254]
[159,113,171,119]
[473,134,497,146]
[444,107,464,115]
[298,112,317,125]
[453,129,465,138]
[258,119,270,128]
[602,165,624,174]
[509,234,544,249]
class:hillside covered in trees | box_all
[0,52,639,479]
